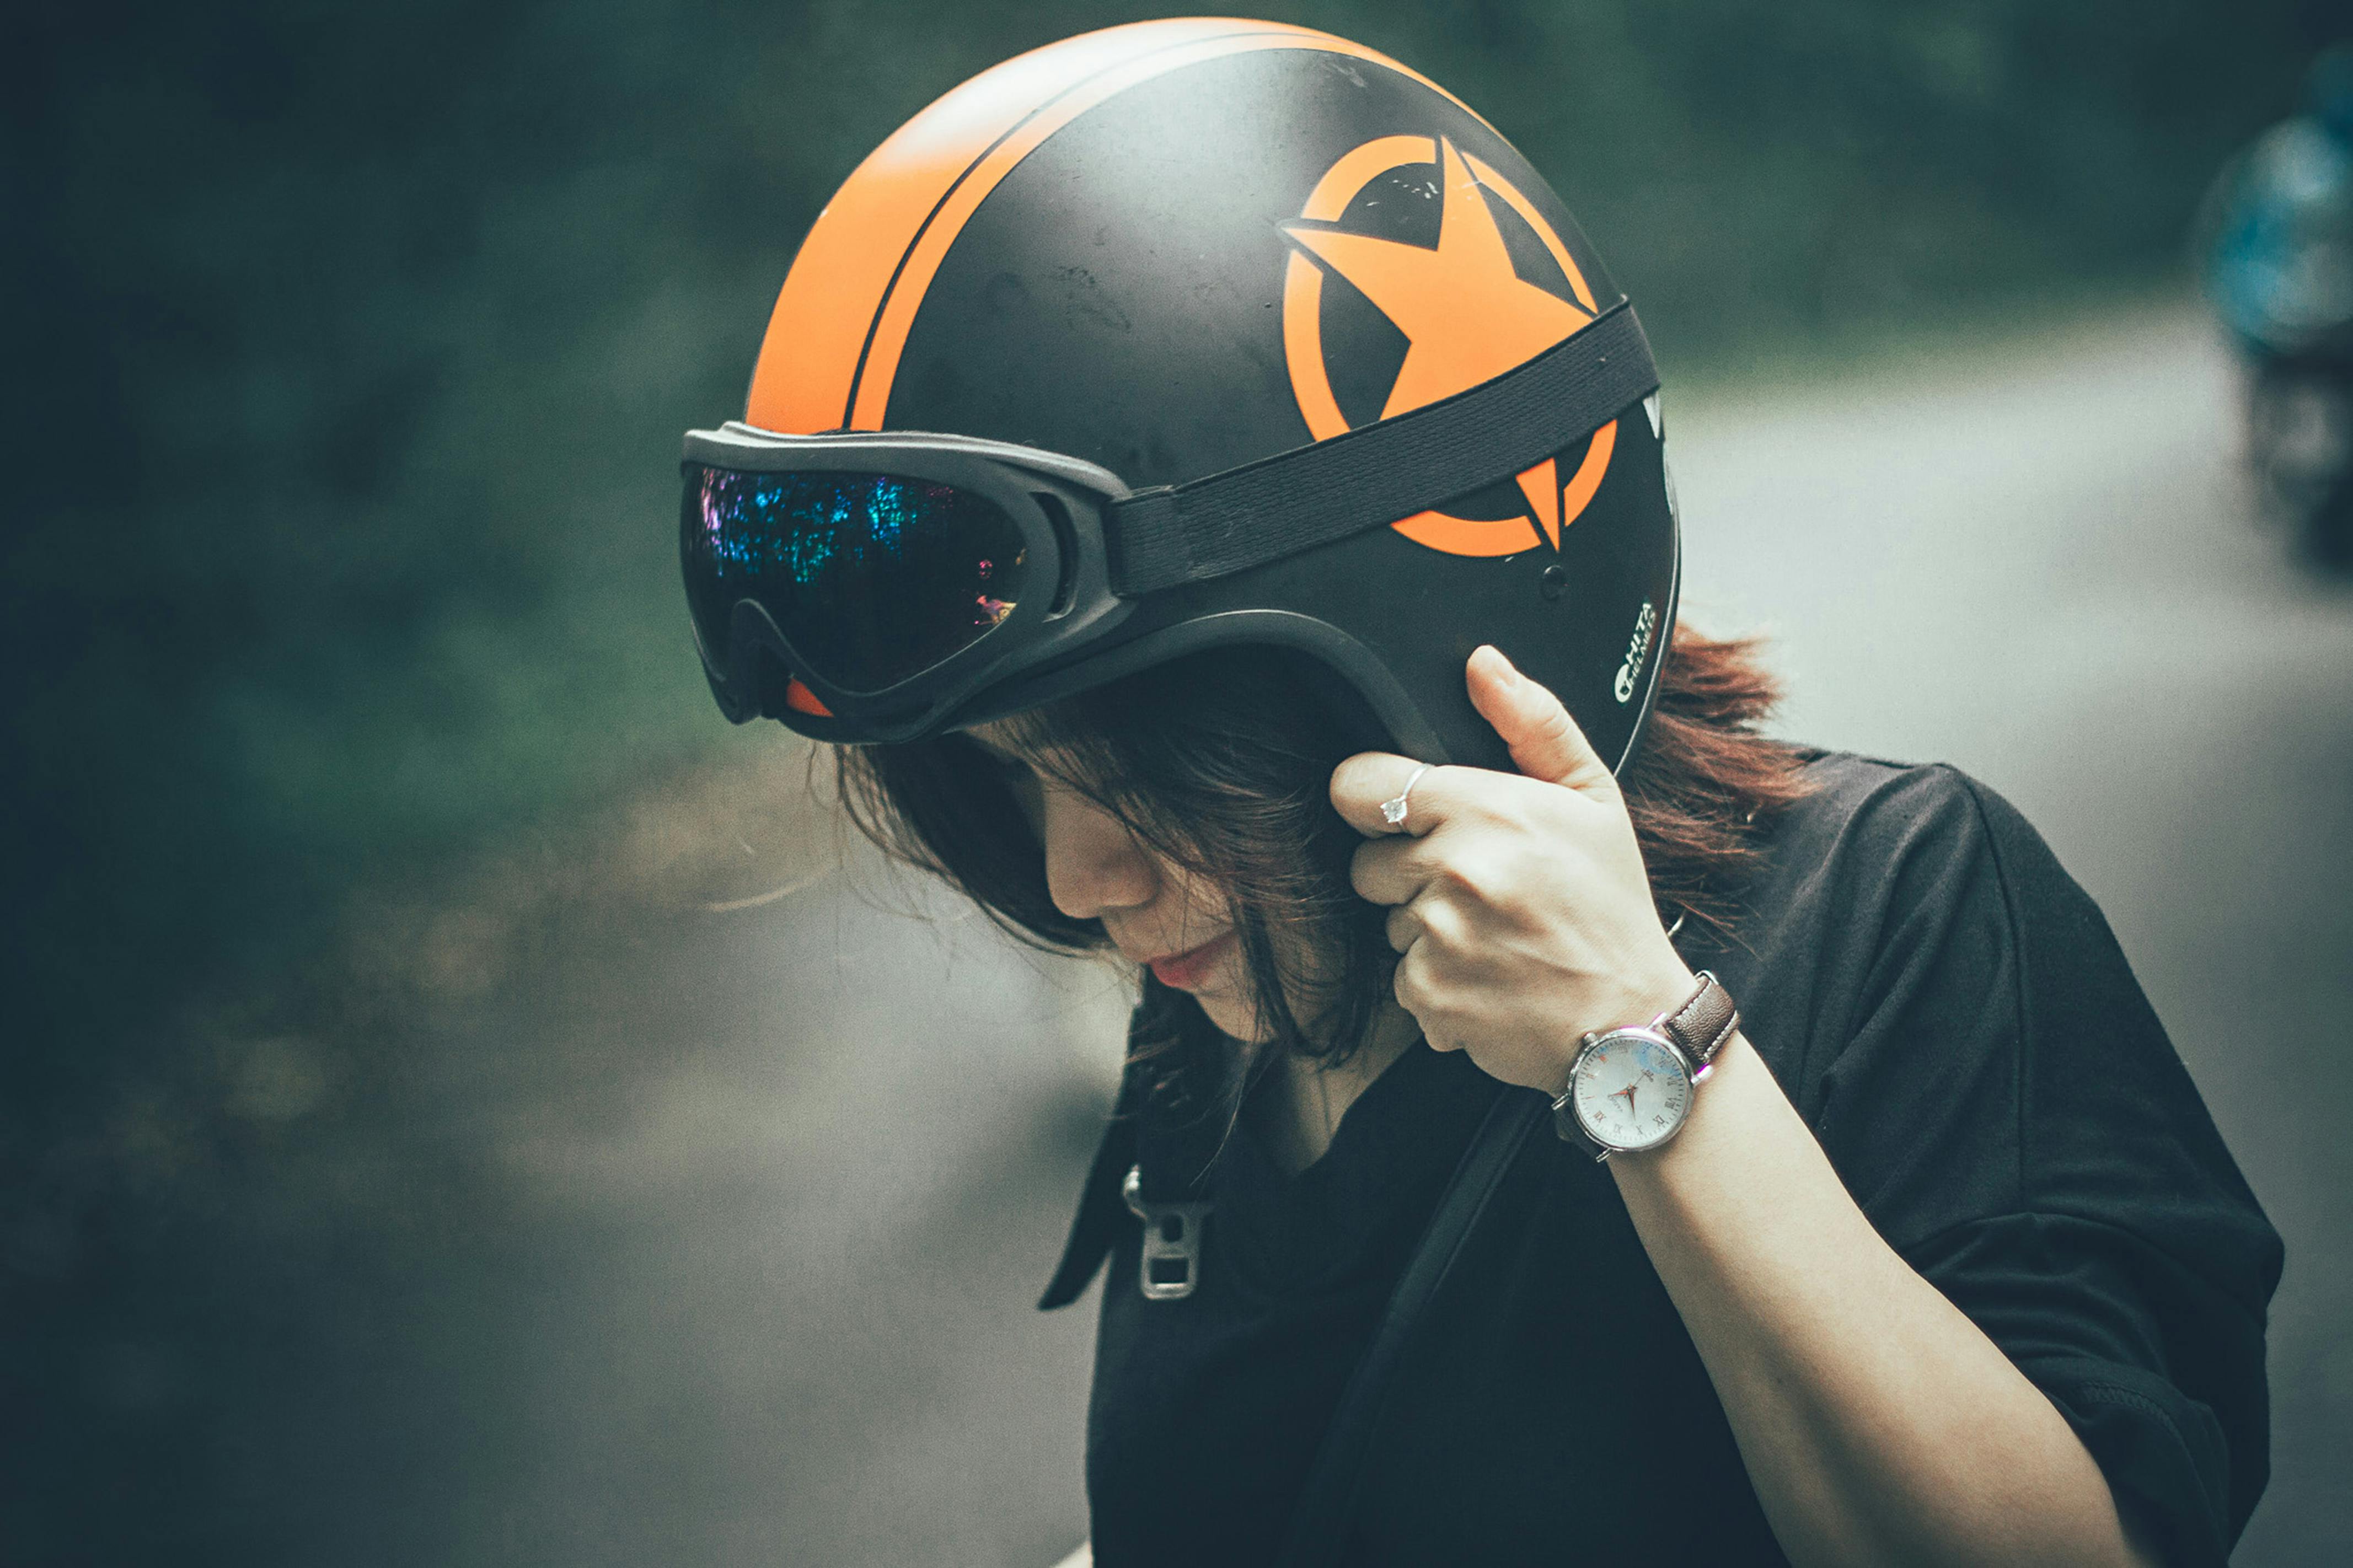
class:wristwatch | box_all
[1552,971,1740,1161]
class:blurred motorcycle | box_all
[2201,45,2353,570]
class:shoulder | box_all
[1751,750,2095,952]
[1741,744,2150,1059]
[1772,749,2004,858]
[1717,754,2026,1173]
[1716,751,2137,1235]
[1764,752,2187,1096]
[1733,750,2277,1281]
[1733,751,2027,1005]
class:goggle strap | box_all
[1106,298,1658,595]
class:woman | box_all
[676,20,2279,1564]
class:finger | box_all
[1390,947,1456,1049]
[1465,645,1615,796]
[1392,892,1464,954]
[1330,752,1455,838]
[1349,834,1432,906]
[1391,942,1428,1018]
[1352,832,1470,907]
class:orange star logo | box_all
[1280,136,1621,556]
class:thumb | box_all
[1465,645,1616,795]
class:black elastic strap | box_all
[1273,1088,1548,1568]
[1107,300,1657,595]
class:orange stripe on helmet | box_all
[845,28,1492,431]
[744,19,1259,434]
[744,18,1492,435]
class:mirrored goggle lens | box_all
[681,465,1030,695]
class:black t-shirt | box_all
[1038,754,2282,1566]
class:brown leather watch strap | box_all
[1661,970,1739,1065]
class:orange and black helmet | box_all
[680,17,1676,775]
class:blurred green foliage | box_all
[1,0,2332,1064]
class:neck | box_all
[1257,1002,1422,1176]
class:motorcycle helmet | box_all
[679,17,1676,776]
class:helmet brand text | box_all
[1614,600,1657,704]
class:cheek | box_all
[1203,925,1347,1037]
[1203,932,1252,993]
[1193,982,1272,1046]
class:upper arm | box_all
[1793,768,2281,1564]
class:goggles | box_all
[681,299,1659,746]
[680,424,1135,740]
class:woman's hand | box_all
[1330,645,1693,1093]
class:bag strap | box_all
[1273,1088,1548,1568]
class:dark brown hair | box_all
[838,627,1809,1074]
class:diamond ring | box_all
[1379,764,1433,830]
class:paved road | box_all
[52,303,2349,1565]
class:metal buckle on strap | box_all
[1123,1164,1210,1301]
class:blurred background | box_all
[6,2,2351,1562]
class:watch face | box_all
[1571,1031,1692,1152]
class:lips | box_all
[1144,930,1237,991]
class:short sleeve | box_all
[1780,766,2282,1565]
[1905,1212,2250,1565]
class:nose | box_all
[1038,778,1157,923]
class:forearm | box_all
[1607,1033,2151,1568]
